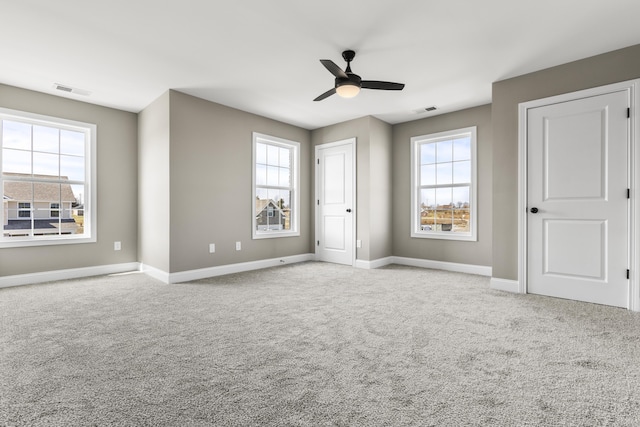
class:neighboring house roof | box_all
[2,173,76,202]
[255,198,284,215]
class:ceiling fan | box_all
[313,50,405,101]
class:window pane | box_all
[436,210,453,232]
[255,164,267,186]
[255,188,268,213]
[436,140,453,163]
[4,181,32,236]
[60,130,84,156]
[61,155,84,181]
[279,147,290,168]
[420,164,436,186]
[33,152,59,177]
[435,187,452,208]
[256,142,267,165]
[69,184,85,235]
[33,125,59,154]
[267,189,289,210]
[452,186,470,208]
[436,163,452,185]
[419,188,435,231]
[2,148,31,174]
[275,190,291,231]
[453,160,471,184]
[2,120,31,150]
[420,143,436,165]
[33,182,60,201]
[420,188,435,209]
[256,189,290,231]
[267,144,279,166]
[279,166,290,187]
[452,186,471,233]
[453,137,471,161]
[454,209,470,233]
[266,165,279,186]
[71,184,85,207]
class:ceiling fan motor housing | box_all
[335,73,361,89]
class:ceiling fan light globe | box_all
[336,83,360,98]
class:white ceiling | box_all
[3,0,640,130]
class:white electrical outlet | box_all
[209,243,216,253]
[356,240,362,248]
[114,241,121,251]
[235,241,241,251]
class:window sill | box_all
[411,231,477,242]
[0,235,96,249]
[252,231,300,240]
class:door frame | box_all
[517,79,640,311]
[314,138,357,266]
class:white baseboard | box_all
[140,264,170,283]
[354,257,394,269]
[391,256,492,277]
[0,255,494,288]
[490,277,521,293]
[0,262,141,289]
[166,253,315,284]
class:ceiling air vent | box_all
[55,84,73,92]
[413,106,438,114]
[53,83,91,96]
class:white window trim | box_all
[410,126,478,241]
[0,107,97,248]
[252,132,300,239]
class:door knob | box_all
[530,207,539,213]
[346,209,352,213]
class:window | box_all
[50,202,60,218]
[18,202,31,218]
[252,132,299,239]
[411,126,477,241]
[1,108,96,247]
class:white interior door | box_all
[316,139,355,265]
[527,90,629,307]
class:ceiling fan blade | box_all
[320,60,348,79]
[361,80,405,90]
[313,88,336,101]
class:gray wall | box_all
[392,105,493,267]
[368,117,393,260]
[492,43,640,280]
[167,91,312,273]
[0,84,138,277]
[311,116,393,262]
[138,91,171,272]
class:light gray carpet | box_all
[1,262,639,426]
